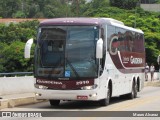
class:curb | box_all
[0,96,39,110]
[0,93,44,110]
[144,80,160,87]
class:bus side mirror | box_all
[24,38,33,58]
[157,55,160,65]
[96,38,103,59]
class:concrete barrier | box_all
[0,76,35,96]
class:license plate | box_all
[77,96,88,100]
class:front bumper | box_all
[35,88,100,101]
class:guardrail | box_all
[0,72,33,77]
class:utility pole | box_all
[21,0,24,13]
[76,0,79,16]
[21,0,26,18]
[66,0,68,17]
[134,0,141,28]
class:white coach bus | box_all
[25,18,145,106]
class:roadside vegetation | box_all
[0,0,160,72]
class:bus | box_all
[24,18,145,106]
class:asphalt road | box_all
[1,86,160,120]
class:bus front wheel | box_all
[49,100,60,106]
[99,86,111,106]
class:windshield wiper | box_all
[66,58,79,77]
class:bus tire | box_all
[99,86,111,106]
[128,81,137,99]
[49,100,60,106]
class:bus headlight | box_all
[34,84,48,89]
[81,85,98,90]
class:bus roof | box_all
[40,18,143,34]
[40,18,106,26]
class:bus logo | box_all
[65,71,70,77]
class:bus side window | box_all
[125,31,134,52]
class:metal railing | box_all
[0,72,33,77]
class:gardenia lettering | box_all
[37,79,62,85]
[130,56,142,64]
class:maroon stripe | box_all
[36,79,94,90]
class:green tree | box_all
[70,0,86,16]
[0,0,21,18]
[0,21,38,72]
[0,42,7,72]
[0,20,39,44]
[1,41,34,72]
[12,11,26,18]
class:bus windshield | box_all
[35,26,99,79]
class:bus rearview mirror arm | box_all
[96,38,103,59]
[24,38,33,58]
